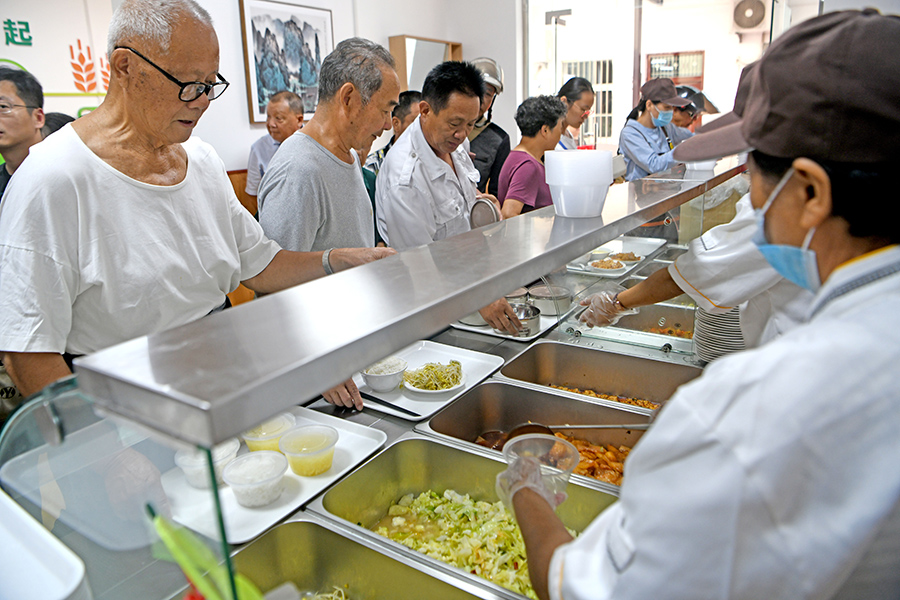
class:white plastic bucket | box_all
[545,150,613,218]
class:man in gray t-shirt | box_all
[257,38,400,410]
[259,133,374,251]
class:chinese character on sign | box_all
[4,20,32,46]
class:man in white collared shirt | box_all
[376,61,520,334]
[376,62,487,250]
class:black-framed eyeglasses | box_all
[0,102,39,115]
[115,46,229,102]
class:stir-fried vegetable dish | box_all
[403,360,462,390]
[374,489,552,599]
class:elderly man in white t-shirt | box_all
[0,0,392,398]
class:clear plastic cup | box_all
[174,438,240,489]
[222,451,288,508]
[279,425,339,476]
[242,412,296,452]
[502,433,580,498]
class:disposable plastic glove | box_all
[496,456,567,518]
[578,289,638,328]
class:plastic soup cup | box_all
[279,425,339,476]
[174,438,240,489]
[502,434,579,498]
[242,412,296,452]
[222,451,288,508]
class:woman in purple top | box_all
[498,95,568,218]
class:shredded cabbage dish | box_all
[374,489,543,599]
[403,360,462,390]
[309,587,348,599]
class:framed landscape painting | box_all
[239,0,334,123]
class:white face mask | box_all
[751,167,822,292]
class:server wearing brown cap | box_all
[498,9,900,600]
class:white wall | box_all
[641,0,750,119]
[353,0,521,148]
[192,0,354,170]
[192,0,521,169]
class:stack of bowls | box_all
[545,150,613,218]
[693,307,745,363]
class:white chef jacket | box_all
[668,194,814,347]
[549,244,900,600]
[375,117,480,251]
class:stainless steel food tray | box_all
[308,433,616,600]
[620,276,696,309]
[232,511,488,599]
[415,380,649,495]
[495,340,702,414]
[562,303,697,354]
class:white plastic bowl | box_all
[174,438,240,489]
[362,357,408,392]
[545,150,614,218]
[222,451,288,508]
[685,159,718,170]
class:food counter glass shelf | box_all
[0,379,232,600]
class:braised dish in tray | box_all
[549,384,660,410]
[555,432,630,486]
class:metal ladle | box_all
[477,421,651,451]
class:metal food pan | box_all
[232,513,484,600]
[613,304,696,337]
[416,380,649,494]
[309,434,615,600]
[634,259,670,276]
[497,341,701,412]
[657,245,689,261]
[620,277,695,308]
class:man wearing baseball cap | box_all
[468,57,510,197]
[618,77,694,181]
[498,9,900,600]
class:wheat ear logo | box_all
[69,39,108,93]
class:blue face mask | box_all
[751,167,822,292]
[650,103,673,127]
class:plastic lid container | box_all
[0,489,90,600]
[528,285,573,316]
[242,413,296,452]
[279,425,339,476]
[222,451,288,508]
[502,434,579,499]
[174,438,240,489]
[505,287,529,302]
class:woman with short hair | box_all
[497,95,567,219]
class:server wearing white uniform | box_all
[618,78,694,181]
[498,10,900,600]
[581,64,814,349]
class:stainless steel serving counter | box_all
[72,158,744,448]
[0,161,749,600]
